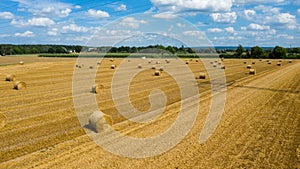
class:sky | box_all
[0,0,300,47]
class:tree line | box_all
[1,44,299,59]
[219,45,300,59]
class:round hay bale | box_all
[165,59,170,63]
[97,61,101,65]
[259,59,262,61]
[221,58,224,61]
[186,61,189,64]
[151,65,156,69]
[213,63,217,67]
[19,61,24,65]
[110,59,114,62]
[137,64,142,69]
[246,65,252,69]
[190,59,193,61]
[110,65,116,69]
[89,111,113,133]
[243,60,247,64]
[210,61,214,64]
[252,61,255,64]
[279,59,282,62]
[249,69,256,75]
[0,112,7,129]
[148,60,152,64]
[195,59,199,62]
[89,65,93,69]
[266,59,269,62]
[218,61,222,65]
[154,70,161,76]
[288,60,292,63]
[92,84,104,94]
[78,65,82,68]
[159,66,164,71]
[199,72,206,79]
[268,61,272,64]
[5,74,16,82]
[156,61,160,64]
[128,59,131,62]
[277,62,281,66]
[14,81,26,90]
[220,65,226,69]
[75,64,79,67]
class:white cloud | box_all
[241,26,247,31]
[207,28,223,33]
[225,27,235,34]
[62,24,88,32]
[47,28,58,36]
[0,12,14,19]
[248,23,270,30]
[265,13,296,29]
[120,17,147,29]
[177,23,185,27]
[86,9,110,18]
[116,4,127,11]
[236,0,284,4]
[210,12,237,23]
[244,9,256,20]
[11,17,55,27]
[151,0,234,13]
[15,31,34,37]
[183,30,204,36]
[75,5,81,9]
[13,0,74,17]
[152,12,178,19]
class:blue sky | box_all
[0,0,299,47]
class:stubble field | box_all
[0,55,299,168]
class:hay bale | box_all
[268,61,272,64]
[221,65,226,69]
[213,63,217,67]
[199,72,206,79]
[137,64,142,69]
[148,60,152,64]
[277,62,281,66]
[110,59,114,62]
[5,74,16,81]
[186,61,189,64]
[165,59,170,63]
[218,61,222,65]
[279,59,282,62]
[14,81,26,90]
[89,65,93,69]
[19,61,24,65]
[252,61,255,64]
[92,84,104,94]
[221,58,224,61]
[210,61,214,64]
[0,112,6,129]
[266,59,269,62]
[195,59,199,62]
[89,111,113,133]
[75,64,79,67]
[159,66,164,71]
[156,61,160,64]
[110,65,116,69]
[97,61,101,65]
[151,65,156,69]
[259,59,262,61]
[128,59,131,62]
[243,60,247,64]
[289,60,292,63]
[154,70,161,76]
[78,65,82,68]
[249,69,256,75]
[246,65,252,69]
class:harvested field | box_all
[0,56,299,168]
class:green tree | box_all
[270,46,287,59]
[236,44,244,57]
[251,46,265,58]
